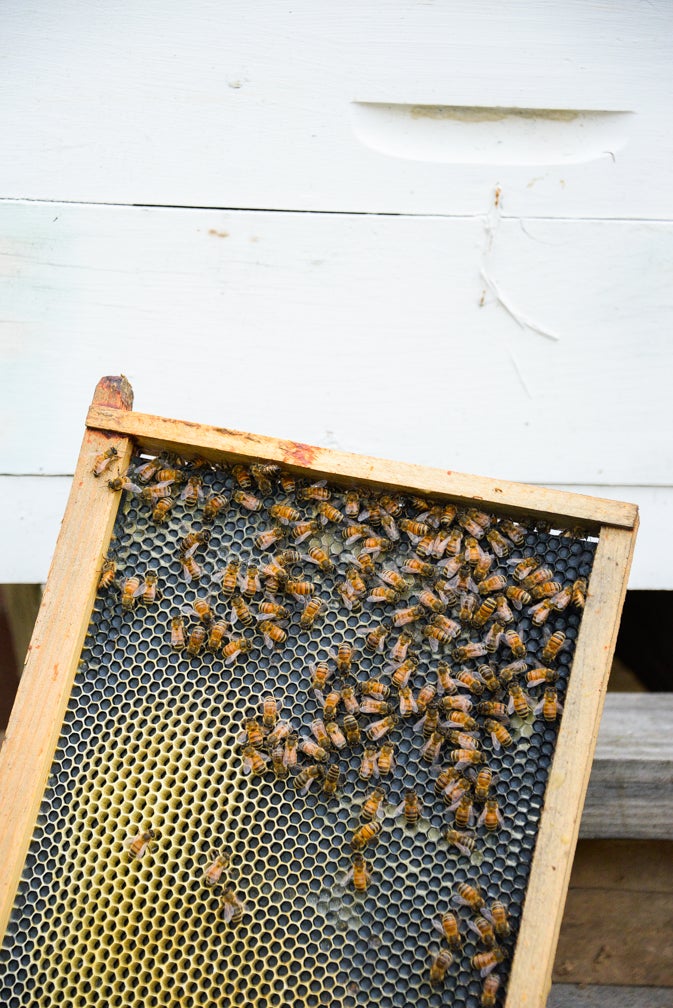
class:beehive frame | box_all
[0,376,638,1008]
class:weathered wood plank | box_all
[554,841,673,987]
[0,378,133,940]
[1,2,671,218]
[548,986,673,1008]
[0,584,42,674]
[507,525,638,1008]
[86,404,637,531]
[580,694,673,839]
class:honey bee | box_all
[310,718,331,748]
[469,915,496,947]
[400,556,435,578]
[258,620,287,650]
[290,520,320,545]
[343,489,361,516]
[133,457,162,483]
[221,886,247,926]
[483,621,504,653]
[221,637,253,664]
[261,695,280,729]
[365,622,391,653]
[360,679,389,700]
[542,629,567,663]
[310,661,332,692]
[322,761,341,796]
[298,737,329,762]
[239,717,266,748]
[480,974,501,1007]
[478,798,504,832]
[415,700,441,739]
[470,596,496,629]
[391,604,424,627]
[528,598,554,626]
[505,584,531,609]
[360,536,392,558]
[305,545,334,573]
[233,489,264,512]
[254,526,285,551]
[342,714,361,746]
[510,556,540,582]
[239,565,262,597]
[339,685,360,715]
[451,793,475,830]
[434,910,463,948]
[285,579,315,602]
[317,501,345,525]
[325,721,347,750]
[572,577,588,609]
[398,518,430,542]
[429,948,453,987]
[375,742,396,777]
[93,445,119,477]
[476,664,501,692]
[231,464,252,489]
[436,662,460,696]
[202,492,228,522]
[488,900,511,937]
[241,744,270,776]
[250,463,279,494]
[550,584,573,611]
[120,576,141,611]
[265,720,291,749]
[530,580,563,601]
[299,481,330,501]
[98,558,116,592]
[475,574,506,596]
[178,529,210,559]
[336,580,361,612]
[439,694,473,716]
[424,615,461,651]
[366,586,399,606]
[181,554,203,583]
[522,567,554,590]
[342,524,369,547]
[477,701,509,721]
[449,749,485,770]
[507,683,532,719]
[472,948,506,978]
[444,828,477,857]
[499,518,526,545]
[180,476,204,507]
[395,788,422,827]
[398,686,418,718]
[452,641,488,663]
[416,683,437,715]
[453,669,484,695]
[317,689,341,722]
[294,765,324,795]
[150,496,173,523]
[389,656,418,690]
[203,618,226,652]
[535,686,564,722]
[359,698,391,716]
[283,732,299,769]
[227,595,254,629]
[202,850,231,887]
[218,560,241,597]
[454,881,484,910]
[184,624,206,656]
[366,715,397,742]
[300,597,324,629]
[359,747,378,781]
[344,566,368,599]
[380,512,400,541]
[445,729,480,751]
[109,475,141,494]
[420,730,445,765]
[258,602,289,623]
[169,614,186,651]
[499,659,529,683]
[493,594,515,625]
[485,528,511,558]
[350,821,382,851]
[417,589,445,614]
[279,471,296,495]
[133,570,160,605]
[361,787,386,822]
[124,827,156,860]
[525,666,558,688]
[348,852,372,893]
[434,766,459,799]
[503,628,527,658]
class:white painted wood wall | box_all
[1,1,671,586]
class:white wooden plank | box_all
[1,1,672,217]
[0,202,671,487]
[0,479,666,588]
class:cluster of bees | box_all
[93,442,589,1004]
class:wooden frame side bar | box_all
[86,405,638,532]
[505,521,639,1008]
[0,378,134,940]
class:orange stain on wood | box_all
[284,442,319,467]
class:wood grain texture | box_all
[548,986,673,1008]
[506,524,638,1008]
[0,418,133,939]
[1,1,672,217]
[580,694,673,839]
[1,203,672,488]
[86,403,637,530]
[554,841,673,986]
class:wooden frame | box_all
[0,376,638,1008]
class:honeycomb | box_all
[1,453,596,1008]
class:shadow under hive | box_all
[1,456,596,1008]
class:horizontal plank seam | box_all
[1,196,673,225]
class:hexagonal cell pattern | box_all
[1,457,595,1008]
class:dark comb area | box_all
[1,453,596,1008]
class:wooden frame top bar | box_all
[86,404,637,533]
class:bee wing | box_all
[480,962,499,979]
[132,580,148,597]
[392,800,406,818]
